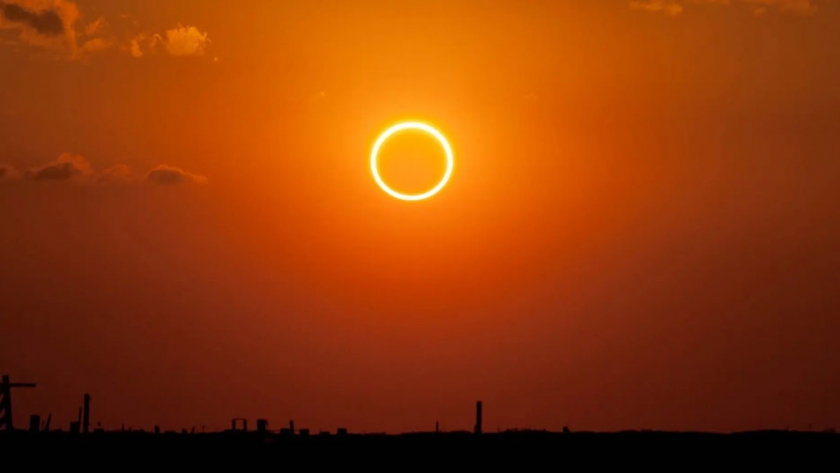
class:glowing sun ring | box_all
[370,121,454,201]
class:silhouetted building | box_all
[289,420,295,434]
[29,414,40,433]
[83,394,90,434]
[257,419,268,434]
[154,425,160,434]
[232,418,247,431]
[299,428,310,437]
[475,401,482,435]
[337,428,347,436]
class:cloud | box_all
[746,0,819,14]
[630,0,685,15]
[23,153,93,181]
[129,33,144,57]
[0,153,207,187]
[77,36,112,56]
[131,24,211,58]
[158,24,209,56]
[1,1,64,35]
[146,165,207,186]
[82,16,105,36]
[630,0,821,15]
[0,0,81,56]
[0,3,213,60]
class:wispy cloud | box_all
[146,165,208,185]
[630,0,685,16]
[629,0,821,16]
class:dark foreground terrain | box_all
[2,429,839,466]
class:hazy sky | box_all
[1,0,839,433]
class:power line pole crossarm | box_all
[0,375,37,431]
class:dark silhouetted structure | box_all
[257,419,268,434]
[0,375,36,431]
[475,401,482,435]
[83,394,91,434]
[29,415,40,433]
[231,418,247,431]
[289,420,295,435]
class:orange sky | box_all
[1,0,839,433]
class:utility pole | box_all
[474,401,482,435]
[83,394,90,434]
[0,375,36,431]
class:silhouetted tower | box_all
[257,419,268,435]
[70,406,82,433]
[290,420,295,435]
[83,394,90,434]
[474,401,482,435]
[29,414,40,433]
[0,375,36,431]
[70,407,81,434]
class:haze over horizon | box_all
[1,0,839,434]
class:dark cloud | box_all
[23,153,91,181]
[26,161,78,180]
[146,165,207,186]
[1,1,64,36]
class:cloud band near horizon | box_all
[0,154,207,187]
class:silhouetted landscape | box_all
[3,376,839,460]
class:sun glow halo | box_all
[370,121,454,201]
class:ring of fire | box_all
[370,121,454,201]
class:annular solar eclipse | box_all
[370,121,454,201]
